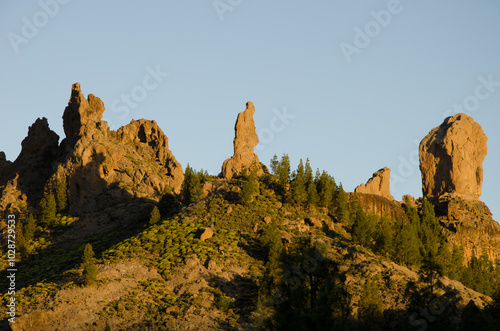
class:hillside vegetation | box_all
[1,155,499,330]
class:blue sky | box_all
[1,1,499,221]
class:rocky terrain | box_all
[0,85,498,330]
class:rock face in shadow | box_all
[435,196,500,262]
[221,101,264,178]
[0,118,60,214]
[0,83,184,218]
[419,113,487,200]
[355,167,394,200]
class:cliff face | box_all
[0,83,183,218]
[435,196,500,262]
[349,192,406,221]
[419,114,498,261]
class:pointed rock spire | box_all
[62,82,106,144]
[221,101,264,178]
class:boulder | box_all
[306,217,322,228]
[221,102,264,178]
[419,113,487,200]
[355,167,394,200]
[199,227,214,241]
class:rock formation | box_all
[434,195,500,262]
[355,167,394,200]
[221,101,264,178]
[348,193,406,221]
[48,83,184,214]
[62,82,106,145]
[0,118,60,214]
[0,83,183,219]
[419,114,499,262]
[419,113,487,200]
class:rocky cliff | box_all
[435,196,500,262]
[221,101,264,178]
[0,83,183,219]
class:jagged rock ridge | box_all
[0,83,183,218]
[221,101,264,178]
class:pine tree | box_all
[255,221,284,329]
[24,213,37,241]
[39,194,57,226]
[420,199,441,257]
[393,218,421,267]
[149,206,161,225]
[351,197,372,247]
[333,184,350,225]
[56,177,68,213]
[304,159,319,207]
[240,172,260,205]
[181,164,202,205]
[315,170,335,209]
[419,251,444,299]
[291,159,307,206]
[373,215,393,256]
[82,243,98,286]
[358,280,385,331]
[448,245,465,280]
[276,154,291,187]
[270,154,280,176]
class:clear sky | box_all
[1,1,499,221]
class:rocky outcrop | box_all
[0,83,183,220]
[46,83,184,214]
[221,102,264,178]
[0,117,60,213]
[62,82,106,145]
[355,167,394,200]
[434,196,500,262]
[419,113,487,200]
[419,114,498,262]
